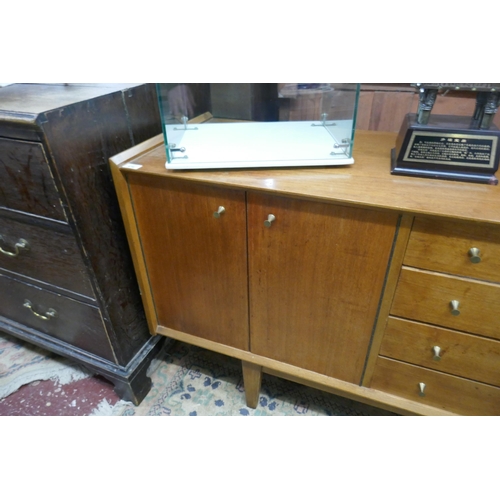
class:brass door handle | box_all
[432,346,442,361]
[450,300,460,316]
[468,247,481,263]
[23,299,57,320]
[213,206,225,218]
[264,214,276,227]
[0,236,29,257]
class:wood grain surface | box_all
[0,138,66,221]
[391,267,500,340]
[127,175,250,350]
[380,317,500,386]
[404,217,500,283]
[247,191,398,383]
[123,131,500,225]
[371,356,500,416]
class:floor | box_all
[0,373,120,416]
[0,333,395,416]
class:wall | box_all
[358,84,500,132]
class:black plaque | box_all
[391,114,500,185]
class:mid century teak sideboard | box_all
[109,130,500,415]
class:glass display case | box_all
[156,83,360,169]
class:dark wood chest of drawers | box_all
[0,84,163,403]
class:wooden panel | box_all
[42,87,161,363]
[391,268,500,340]
[128,175,249,350]
[361,214,414,385]
[358,86,500,131]
[381,317,500,387]
[127,132,500,226]
[121,84,162,146]
[369,91,417,132]
[0,138,66,221]
[248,192,398,383]
[0,215,94,297]
[109,136,164,336]
[356,91,374,130]
[0,273,114,361]
[370,356,500,415]
[404,217,500,283]
[431,93,477,118]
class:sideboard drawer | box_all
[0,138,66,221]
[380,317,500,387]
[0,273,114,361]
[404,217,500,283]
[0,215,95,297]
[391,268,500,340]
[370,357,500,415]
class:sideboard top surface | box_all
[112,130,500,225]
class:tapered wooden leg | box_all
[241,360,262,409]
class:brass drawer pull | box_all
[0,236,29,257]
[418,382,426,397]
[432,346,442,361]
[23,299,57,320]
[213,206,225,218]
[450,300,460,316]
[264,214,276,227]
[468,247,481,263]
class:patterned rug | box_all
[93,339,396,416]
[0,332,90,400]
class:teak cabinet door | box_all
[128,176,249,350]
[247,192,398,383]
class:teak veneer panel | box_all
[127,175,249,350]
[404,217,500,283]
[247,191,398,383]
[125,131,500,225]
[391,268,500,340]
[380,317,500,387]
[371,357,500,416]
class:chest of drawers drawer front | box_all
[0,138,66,221]
[371,357,500,415]
[381,317,500,387]
[0,273,114,361]
[0,216,95,297]
[391,268,500,340]
[405,217,500,283]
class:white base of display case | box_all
[164,121,355,169]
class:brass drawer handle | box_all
[418,382,426,397]
[432,346,442,361]
[213,206,225,218]
[468,247,481,263]
[450,300,460,316]
[0,236,29,257]
[23,299,57,320]
[264,214,276,227]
